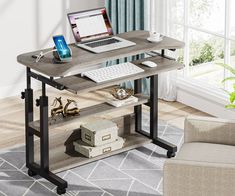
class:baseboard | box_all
[177,86,235,119]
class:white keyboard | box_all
[82,62,145,83]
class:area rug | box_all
[0,113,184,196]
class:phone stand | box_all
[53,47,72,64]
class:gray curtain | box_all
[105,0,150,95]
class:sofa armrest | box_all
[164,159,235,196]
[184,116,235,146]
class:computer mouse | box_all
[141,61,158,68]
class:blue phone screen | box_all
[53,35,72,59]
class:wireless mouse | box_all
[141,61,158,68]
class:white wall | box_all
[0,0,105,98]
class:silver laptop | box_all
[67,8,136,53]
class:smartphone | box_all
[53,35,72,61]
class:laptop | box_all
[67,8,136,53]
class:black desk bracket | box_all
[29,71,65,91]
[22,68,68,195]
[22,49,178,195]
[135,50,177,158]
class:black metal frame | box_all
[22,68,67,195]
[134,49,177,158]
[22,49,177,195]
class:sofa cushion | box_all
[176,142,235,164]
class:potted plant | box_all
[217,63,235,108]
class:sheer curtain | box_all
[151,0,177,101]
[105,0,177,101]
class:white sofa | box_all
[164,116,235,196]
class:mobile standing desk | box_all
[17,30,184,195]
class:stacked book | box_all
[73,119,125,158]
[106,96,138,107]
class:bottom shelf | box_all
[49,132,152,173]
[33,114,152,173]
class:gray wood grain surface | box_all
[55,55,184,94]
[29,94,148,132]
[33,114,152,173]
[17,30,184,77]
[51,133,152,173]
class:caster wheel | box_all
[57,187,66,195]
[28,169,37,177]
[167,151,176,158]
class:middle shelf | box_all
[29,94,149,132]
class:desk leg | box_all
[24,78,68,195]
[150,75,158,139]
[25,68,35,169]
[134,79,142,132]
[38,83,67,195]
[39,90,49,171]
[150,75,177,158]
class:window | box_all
[168,0,235,90]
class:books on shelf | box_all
[106,96,138,107]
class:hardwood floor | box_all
[0,88,209,149]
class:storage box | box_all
[81,119,118,147]
[73,137,125,158]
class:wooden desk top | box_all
[17,30,184,77]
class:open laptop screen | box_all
[68,8,113,43]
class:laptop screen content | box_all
[68,8,113,43]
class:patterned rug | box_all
[0,113,184,196]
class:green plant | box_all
[232,49,235,56]
[177,55,184,64]
[217,63,235,108]
[190,43,215,66]
[218,51,224,59]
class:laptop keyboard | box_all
[85,38,121,48]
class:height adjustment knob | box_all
[21,92,25,99]
[36,99,40,107]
